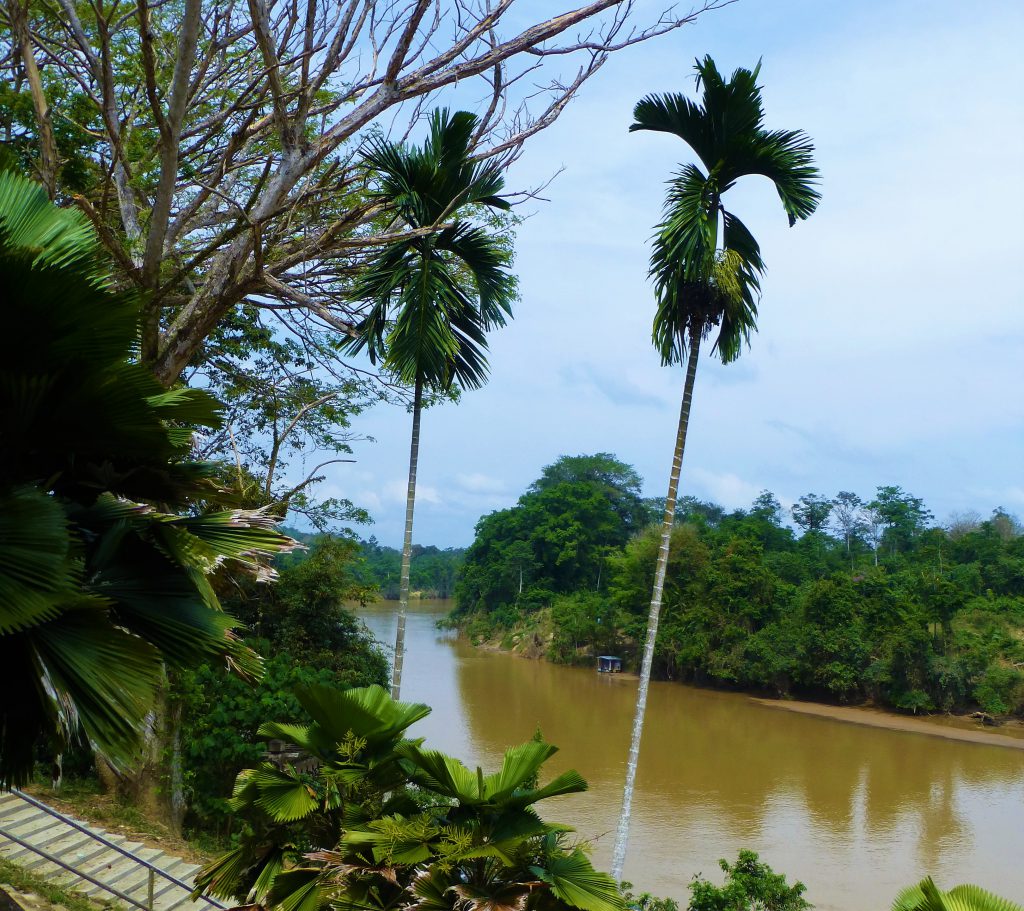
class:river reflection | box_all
[354,600,1024,911]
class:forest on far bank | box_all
[450,454,1024,718]
[281,530,465,599]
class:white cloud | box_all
[455,473,509,494]
[382,479,442,506]
[687,469,762,511]
[305,0,1024,547]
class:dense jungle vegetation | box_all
[281,529,465,599]
[453,454,1024,717]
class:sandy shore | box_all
[751,696,1024,750]
[467,627,1024,751]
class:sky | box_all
[312,0,1024,549]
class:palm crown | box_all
[630,56,821,365]
[344,108,516,392]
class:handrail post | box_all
[5,789,226,909]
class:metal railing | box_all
[0,790,226,911]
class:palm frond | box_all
[0,171,98,269]
[0,173,295,785]
[344,108,516,395]
[648,164,717,366]
[631,93,714,168]
[892,877,1024,911]
[481,740,559,801]
[407,867,458,911]
[503,768,589,810]
[291,683,431,747]
[398,743,482,803]
[530,851,624,911]
[0,487,73,634]
[729,128,821,225]
[31,601,162,768]
[945,884,1024,911]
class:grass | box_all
[0,856,121,911]
[23,778,215,865]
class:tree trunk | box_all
[610,330,701,881]
[392,376,423,700]
[167,694,185,835]
[7,0,59,198]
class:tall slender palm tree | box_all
[610,57,821,880]
[344,109,516,699]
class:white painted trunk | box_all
[611,331,701,881]
[392,376,423,700]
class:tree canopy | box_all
[455,454,654,619]
[454,460,1024,718]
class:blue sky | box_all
[316,0,1024,548]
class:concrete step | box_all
[2,826,94,863]
[0,792,223,911]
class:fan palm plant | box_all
[892,877,1023,911]
[0,172,294,787]
[195,684,623,911]
[610,57,821,879]
[343,109,516,699]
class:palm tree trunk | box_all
[392,375,423,700]
[610,330,701,882]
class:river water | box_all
[353,600,1023,910]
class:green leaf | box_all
[531,850,625,911]
[0,487,73,634]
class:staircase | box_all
[0,791,224,911]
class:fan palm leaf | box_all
[0,172,295,786]
[531,850,624,911]
[892,877,1023,911]
[198,686,623,911]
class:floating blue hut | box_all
[597,655,622,673]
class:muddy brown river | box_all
[353,600,1023,910]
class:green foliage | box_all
[176,536,388,831]
[791,494,833,533]
[455,455,653,619]
[0,79,101,193]
[892,876,1023,911]
[0,173,293,787]
[549,592,620,664]
[871,487,934,557]
[455,460,1024,717]
[687,851,808,911]
[621,884,680,911]
[230,536,381,670]
[177,649,384,832]
[342,108,517,394]
[194,685,624,911]
[352,537,466,599]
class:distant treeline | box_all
[280,530,465,600]
[451,454,1024,718]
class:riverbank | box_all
[355,598,1024,909]
[750,695,1024,750]
[463,620,1024,751]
